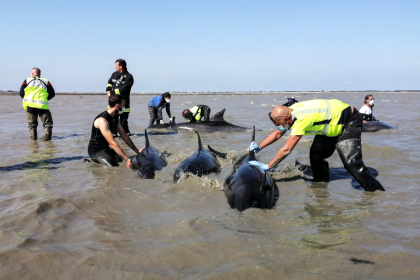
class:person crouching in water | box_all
[182,105,211,123]
[359,94,377,122]
[248,99,385,192]
[88,94,142,169]
[148,92,173,127]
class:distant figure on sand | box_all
[19,67,55,141]
[248,99,385,192]
[148,92,172,127]
[88,95,142,169]
[106,59,134,136]
[359,94,377,122]
[182,105,211,122]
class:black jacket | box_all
[106,71,134,107]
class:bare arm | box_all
[268,135,302,168]
[116,122,143,154]
[95,118,136,169]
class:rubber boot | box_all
[336,139,385,192]
[42,128,52,141]
[29,128,37,141]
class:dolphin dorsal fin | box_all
[144,129,150,147]
[249,126,256,160]
[195,131,203,149]
[210,108,226,121]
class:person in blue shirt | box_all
[148,92,172,127]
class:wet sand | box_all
[1,92,420,279]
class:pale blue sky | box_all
[1,0,419,92]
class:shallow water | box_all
[1,92,420,279]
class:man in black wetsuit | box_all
[88,95,142,169]
[106,59,134,136]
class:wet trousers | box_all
[201,106,211,121]
[111,112,130,134]
[27,110,53,141]
[89,148,123,166]
[309,112,385,192]
[148,106,158,126]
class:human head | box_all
[182,109,192,120]
[108,94,124,109]
[269,106,293,130]
[31,67,41,77]
[162,92,171,99]
[364,94,374,107]
[115,59,127,73]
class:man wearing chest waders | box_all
[248,99,385,192]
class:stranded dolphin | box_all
[148,109,251,133]
[362,120,397,133]
[173,131,221,183]
[132,129,167,179]
[208,126,279,211]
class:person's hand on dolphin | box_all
[248,160,269,173]
[169,117,174,123]
[126,158,140,170]
[159,120,164,125]
[249,141,261,153]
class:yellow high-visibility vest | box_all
[290,99,350,137]
[22,77,49,110]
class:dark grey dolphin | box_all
[149,109,251,133]
[132,129,167,179]
[362,121,397,133]
[209,126,279,212]
[173,131,221,183]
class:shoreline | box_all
[1,90,419,96]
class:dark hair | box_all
[182,109,192,119]
[163,92,171,98]
[108,94,123,108]
[32,67,41,76]
[157,92,171,108]
[115,59,127,71]
[364,94,373,104]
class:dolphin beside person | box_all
[209,126,279,211]
[148,109,251,133]
[132,129,167,179]
[173,131,221,183]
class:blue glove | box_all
[248,160,269,173]
[249,141,261,153]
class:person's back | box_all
[19,67,55,141]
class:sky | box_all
[1,0,419,92]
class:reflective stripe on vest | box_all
[290,99,349,137]
[190,106,202,122]
[22,77,49,110]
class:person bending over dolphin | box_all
[182,104,211,123]
[88,94,143,169]
[248,99,385,192]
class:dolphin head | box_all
[137,165,156,179]
[229,184,266,211]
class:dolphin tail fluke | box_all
[249,126,256,160]
[210,108,226,121]
[195,130,203,149]
[208,145,227,159]
[144,129,150,147]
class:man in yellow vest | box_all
[248,99,385,192]
[19,67,55,141]
[182,105,211,123]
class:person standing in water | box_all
[19,67,55,141]
[106,59,134,136]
